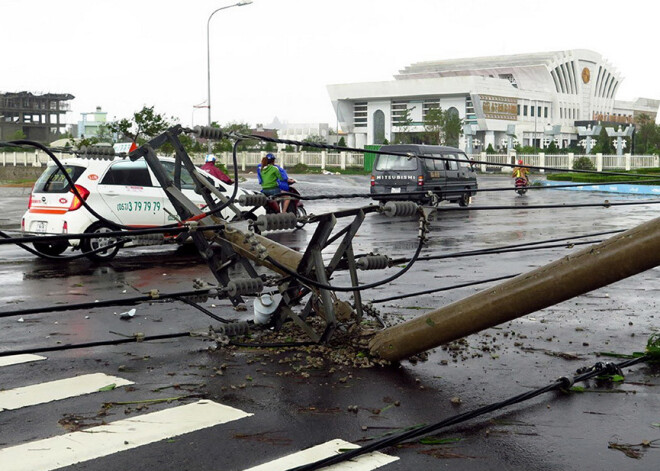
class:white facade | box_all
[327,50,659,151]
[276,122,330,150]
[77,106,108,139]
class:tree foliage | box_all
[211,122,257,153]
[544,141,560,154]
[394,106,415,144]
[443,111,462,147]
[107,106,173,145]
[422,107,444,145]
[300,134,326,152]
[421,107,463,147]
[592,126,614,154]
[634,113,660,154]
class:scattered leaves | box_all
[419,437,463,445]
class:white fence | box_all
[0,150,366,170]
[206,151,365,171]
[1,149,657,173]
[467,151,659,173]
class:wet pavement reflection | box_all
[1,175,659,471]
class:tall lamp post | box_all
[206,0,253,152]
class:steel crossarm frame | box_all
[127,126,371,344]
[137,143,247,305]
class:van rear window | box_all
[33,165,85,193]
[375,154,418,171]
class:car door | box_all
[443,152,461,199]
[97,160,165,227]
[422,152,447,196]
[158,161,215,223]
[456,152,475,186]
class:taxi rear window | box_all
[100,161,153,187]
[33,165,85,193]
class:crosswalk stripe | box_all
[0,399,252,471]
[243,438,399,470]
[0,372,133,412]
[0,354,47,367]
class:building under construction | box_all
[0,91,74,143]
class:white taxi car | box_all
[22,156,262,260]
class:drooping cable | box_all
[265,234,425,293]
[287,355,649,471]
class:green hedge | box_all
[547,168,660,183]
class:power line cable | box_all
[287,355,649,471]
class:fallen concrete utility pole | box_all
[370,215,660,362]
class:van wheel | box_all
[81,223,121,261]
[33,241,68,257]
[458,193,470,207]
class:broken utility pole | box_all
[370,215,660,361]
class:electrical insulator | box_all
[216,321,250,336]
[193,278,214,290]
[238,193,268,207]
[78,146,117,160]
[226,277,264,297]
[356,255,390,270]
[255,213,297,231]
[131,233,165,246]
[192,126,224,140]
[184,292,210,303]
[382,201,418,218]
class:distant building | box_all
[250,124,279,150]
[276,123,330,149]
[77,106,108,139]
[327,49,660,151]
[0,91,74,142]
[251,124,278,141]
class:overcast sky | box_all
[3,0,659,129]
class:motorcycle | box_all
[264,180,307,228]
[514,177,529,195]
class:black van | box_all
[370,144,478,206]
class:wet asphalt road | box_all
[1,174,659,471]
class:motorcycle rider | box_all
[511,159,530,185]
[201,154,233,185]
[257,153,295,213]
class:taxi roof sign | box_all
[113,142,138,154]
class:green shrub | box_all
[547,172,660,183]
[572,157,595,171]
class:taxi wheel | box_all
[33,241,68,257]
[81,223,121,261]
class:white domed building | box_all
[327,49,659,151]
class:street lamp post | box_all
[206,0,253,152]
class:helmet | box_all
[205,154,216,163]
[266,153,276,161]
[518,160,523,165]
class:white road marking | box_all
[244,438,399,470]
[0,400,252,471]
[0,372,133,411]
[0,354,47,367]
